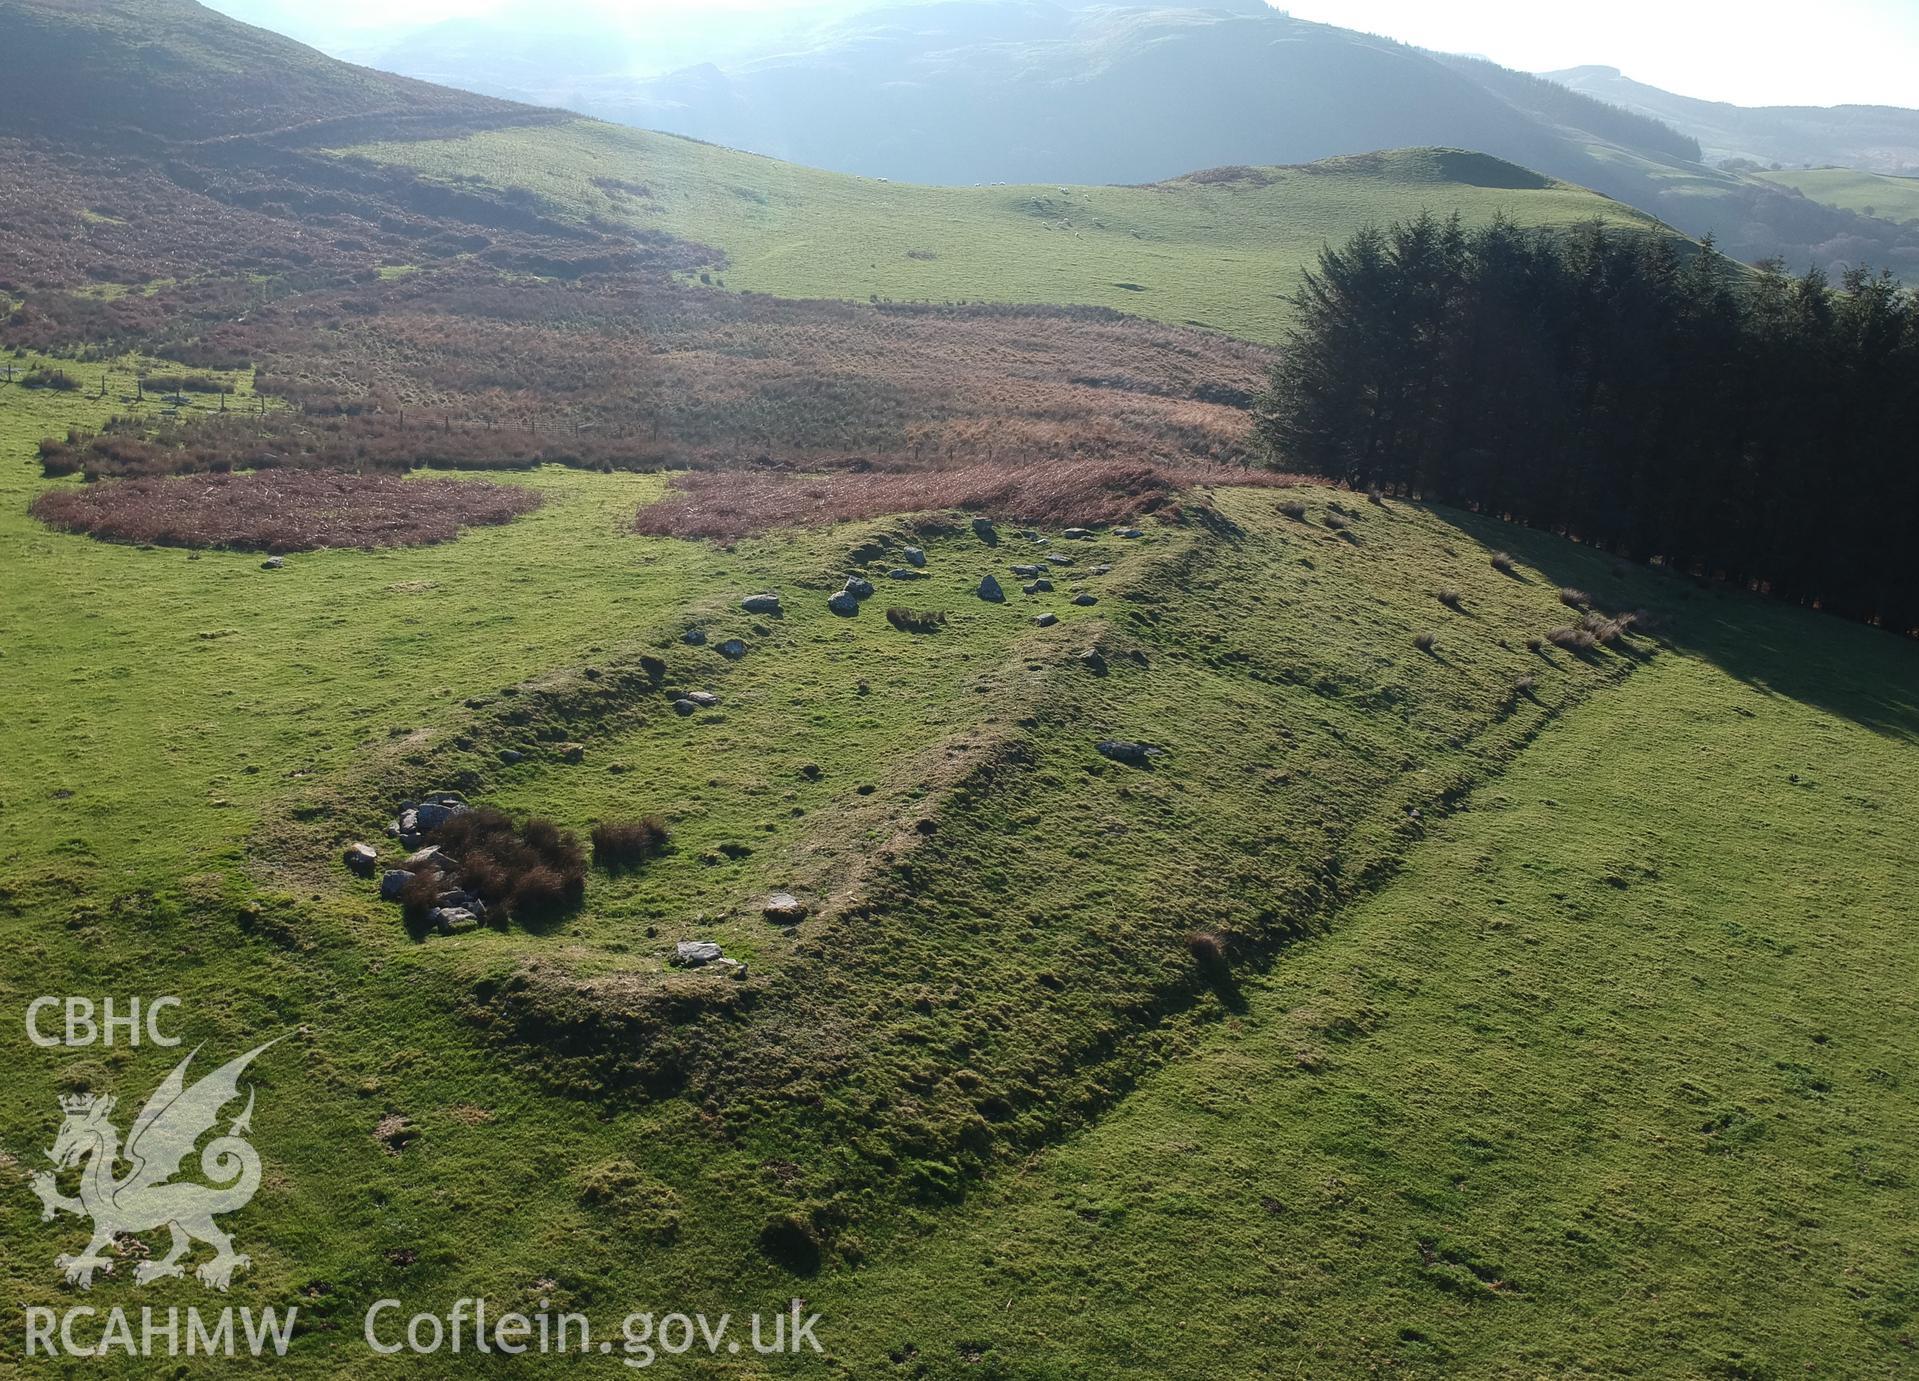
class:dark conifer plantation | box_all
[1256,216,1919,633]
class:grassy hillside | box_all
[339,126,1660,344]
[816,575,1919,1375]
[1755,167,1919,225]
[0,0,538,143]
[5,366,1917,1371]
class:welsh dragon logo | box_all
[29,1040,279,1291]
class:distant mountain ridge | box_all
[334,0,1918,279]
[1546,66,1919,176]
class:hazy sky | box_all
[213,0,1919,108]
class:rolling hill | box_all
[337,127,1662,345]
[325,0,1919,279]
[0,0,545,144]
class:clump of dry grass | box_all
[592,818,669,872]
[1413,630,1438,652]
[29,469,541,552]
[1559,586,1593,610]
[430,807,586,925]
[1186,930,1228,966]
[1547,625,1598,653]
[886,607,947,634]
[1490,551,1516,575]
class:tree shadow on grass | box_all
[1432,506,1919,744]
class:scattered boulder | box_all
[430,907,481,935]
[1116,527,1144,539]
[405,844,457,873]
[740,593,782,615]
[1096,739,1160,766]
[1046,553,1074,566]
[712,958,749,979]
[1033,612,1059,627]
[672,699,699,717]
[978,574,1005,603]
[1091,563,1113,575]
[972,517,999,545]
[1011,563,1041,578]
[676,940,723,967]
[395,794,468,845]
[1063,527,1094,540]
[887,568,923,580]
[498,748,526,765]
[1022,579,1053,595]
[682,627,707,646]
[685,690,719,708]
[763,892,809,924]
[844,576,875,598]
[342,842,378,876]
[379,870,412,902]
[718,639,747,659]
[261,556,284,570]
[828,590,860,616]
[416,798,465,830]
[1072,593,1099,607]
[903,546,926,567]
[558,742,585,764]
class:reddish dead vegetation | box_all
[631,459,1302,540]
[4,126,1281,518]
[30,469,541,552]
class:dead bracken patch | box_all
[632,459,1300,541]
[30,469,541,552]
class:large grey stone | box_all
[343,842,378,876]
[379,870,413,902]
[978,574,1005,603]
[1096,739,1159,765]
[718,639,748,659]
[844,576,875,598]
[411,798,466,834]
[903,546,926,567]
[741,593,783,615]
[828,590,860,616]
[1022,579,1053,595]
[431,907,481,934]
[763,892,809,923]
[404,845,457,874]
[676,940,723,967]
